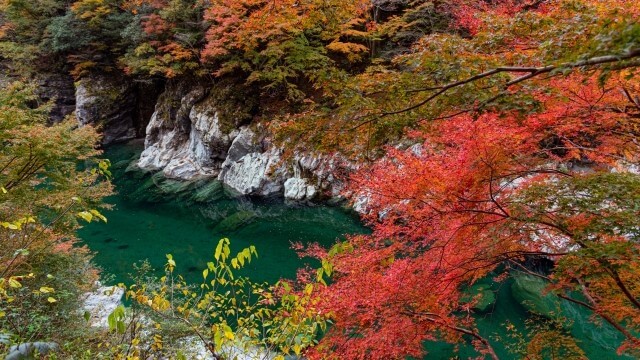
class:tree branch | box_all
[353,48,640,128]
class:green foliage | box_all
[0,251,96,341]
[0,82,112,234]
[82,239,328,359]
[275,0,640,156]
[0,0,66,44]
[0,0,68,72]
[45,12,96,53]
[0,81,111,353]
[244,34,333,102]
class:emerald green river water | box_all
[78,142,629,359]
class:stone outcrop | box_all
[75,73,138,144]
[284,177,316,201]
[217,127,285,196]
[0,65,76,123]
[137,81,254,181]
[35,72,77,123]
[137,82,212,178]
[134,80,349,201]
[176,336,280,360]
[55,73,350,202]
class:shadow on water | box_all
[78,141,629,359]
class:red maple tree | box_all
[304,72,640,359]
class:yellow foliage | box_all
[326,41,369,62]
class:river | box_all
[78,142,628,359]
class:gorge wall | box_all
[74,74,351,202]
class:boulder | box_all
[81,285,124,328]
[6,342,59,360]
[291,151,358,200]
[352,193,372,215]
[284,177,317,201]
[175,336,279,360]
[224,127,261,163]
[217,127,286,196]
[218,149,284,196]
[0,333,11,345]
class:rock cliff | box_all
[70,74,354,202]
[75,72,162,145]
[130,79,352,202]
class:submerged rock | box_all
[511,274,560,316]
[461,283,496,312]
[192,180,225,202]
[213,210,256,233]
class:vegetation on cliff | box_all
[1,0,640,359]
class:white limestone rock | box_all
[81,285,124,328]
[223,126,261,162]
[137,84,244,180]
[138,125,182,171]
[219,149,284,196]
[217,127,286,196]
[6,342,60,360]
[135,81,352,200]
[290,151,360,200]
[175,336,279,360]
[284,177,317,201]
[352,193,372,215]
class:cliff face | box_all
[75,73,163,145]
[76,75,350,202]
[0,66,76,123]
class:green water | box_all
[78,142,629,359]
[78,142,367,284]
[424,275,630,359]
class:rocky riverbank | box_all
[73,74,354,203]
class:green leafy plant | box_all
[100,238,329,359]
